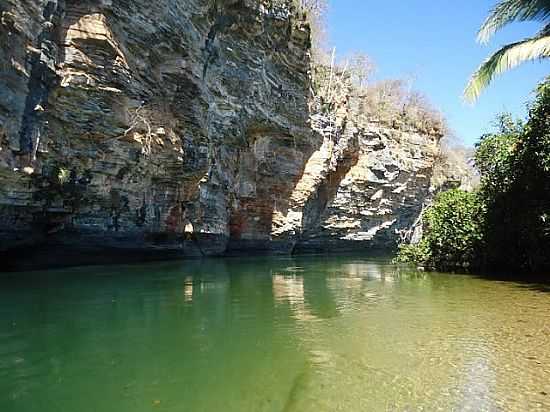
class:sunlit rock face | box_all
[287,101,441,253]
[0,0,441,267]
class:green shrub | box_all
[396,190,485,269]
[398,79,550,273]
[474,114,521,200]
[423,190,485,269]
[479,81,550,272]
[394,242,431,266]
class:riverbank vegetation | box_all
[397,80,550,272]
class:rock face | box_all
[0,0,441,269]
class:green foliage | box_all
[394,242,431,265]
[480,79,550,271]
[400,80,550,273]
[476,0,550,44]
[520,80,550,173]
[474,113,522,198]
[464,0,550,101]
[396,190,485,270]
[423,190,485,268]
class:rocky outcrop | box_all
[0,0,442,269]
[283,85,441,252]
[295,125,439,252]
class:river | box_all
[1,256,549,411]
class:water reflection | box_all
[273,273,305,305]
[183,276,193,302]
[0,257,549,411]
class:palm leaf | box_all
[465,31,550,101]
[478,0,550,44]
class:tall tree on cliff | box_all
[464,0,550,101]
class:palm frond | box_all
[478,0,550,44]
[464,33,550,102]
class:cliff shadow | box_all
[226,123,318,255]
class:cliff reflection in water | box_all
[0,256,549,412]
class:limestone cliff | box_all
[0,0,442,269]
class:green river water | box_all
[1,256,549,411]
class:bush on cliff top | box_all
[310,54,447,136]
[298,0,445,136]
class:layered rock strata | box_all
[0,0,442,269]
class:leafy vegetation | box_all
[465,0,550,101]
[395,189,485,270]
[479,80,550,271]
[398,80,550,273]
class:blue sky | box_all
[327,0,550,146]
